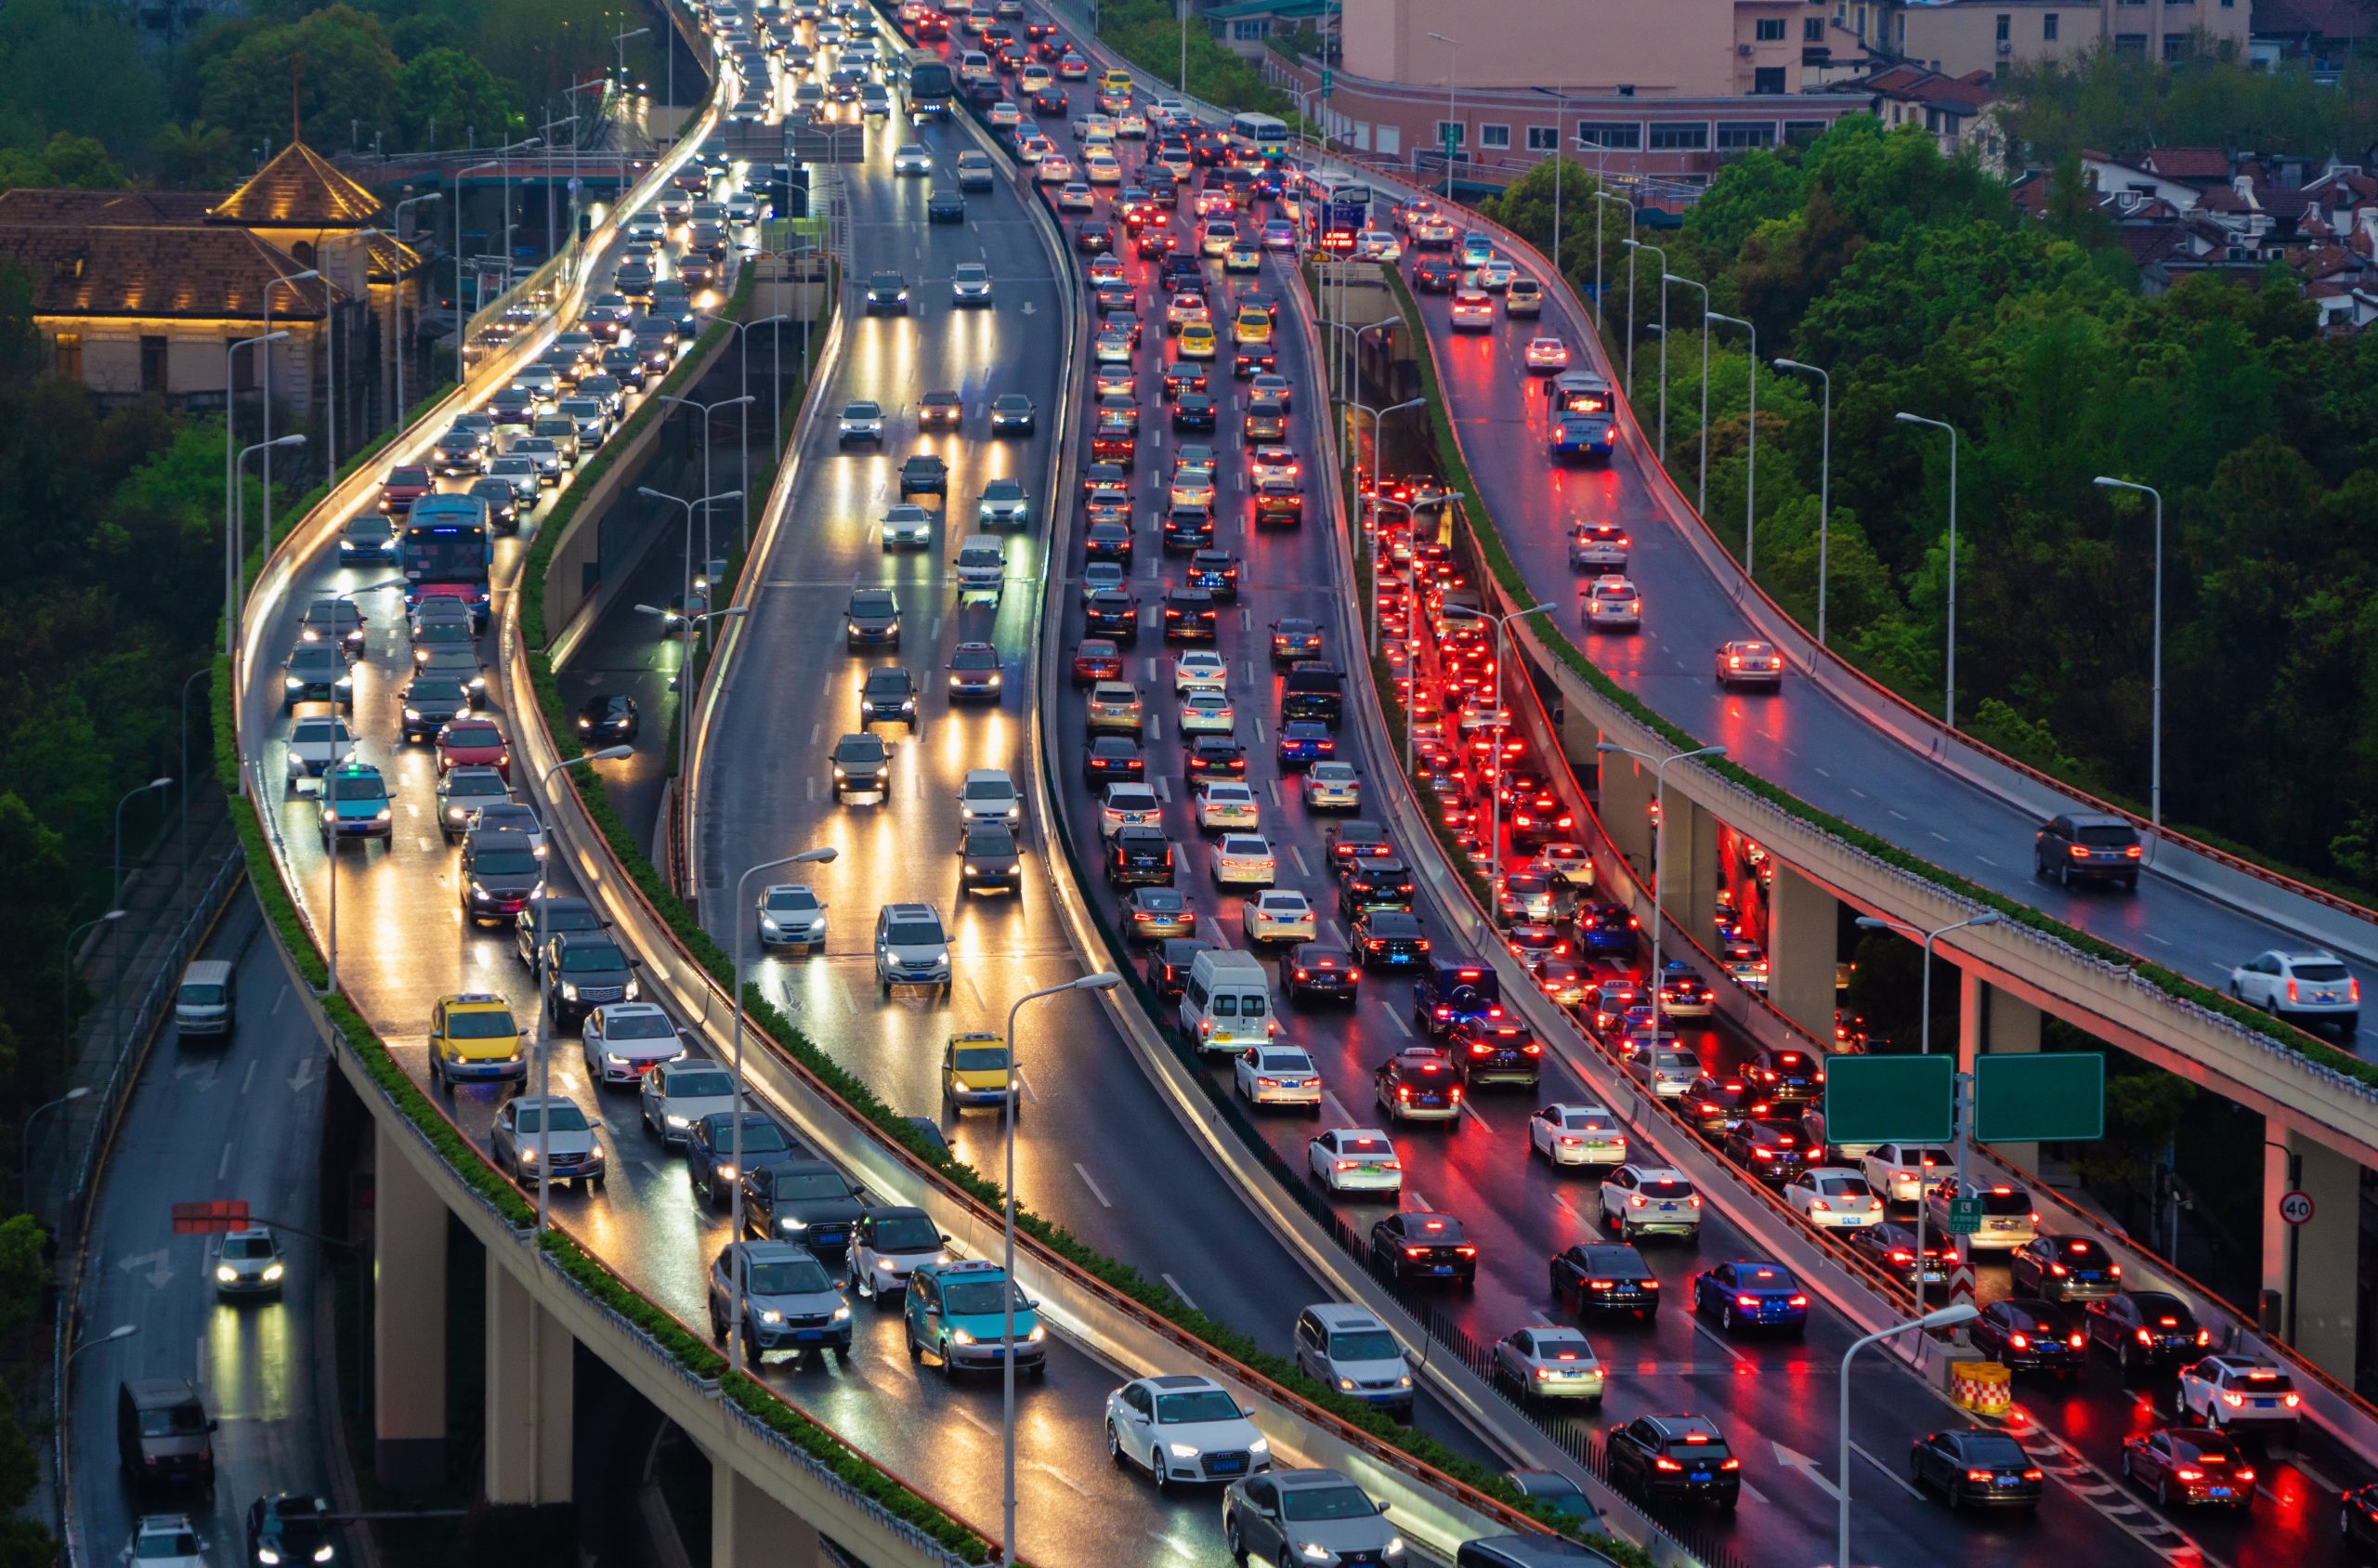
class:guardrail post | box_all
[710,1456,822,1567]
[486,1254,577,1509]
[1766,860,1838,1042]
[373,1118,449,1489]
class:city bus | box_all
[1229,111,1289,160]
[402,493,495,627]
[904,46,955,120]
[1548,370,1616,464]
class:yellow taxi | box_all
[1100,67,1134,97]
[1177,321,1218,360]
[942,1032,1019,1112]
[427,993,527,1088]
[1233,305,1273,346]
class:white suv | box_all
[959,767,1021,827]
[875,903,952,996]
[2175,1356,2302,1439]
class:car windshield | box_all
[2295,961,2350,982]
[943,1278,1026,1316]
[669,1069,734,1099]
[846,401,881,419]
[983,479,1025,500]
[774,1171,850,1200]
[886,921,945,946]
[221,1235,274,1260]
[1328,1328,1398,1361]
[512,1104,589,1134]
[851,593,895,615]
[962,829,1013,856]
[1154,1388,1242,1424]
[748,1256,832,1295]
[836,738,888,762]
[2076,825,2136,846]
[1281,1483,1376,1522]
[1974,1189,2033,1215]
[953,1047,1009,1073]
[473,850,539,875]
[134,1527,203,1558]
[604,1012,674,1040]
[871,1214,941,1251]
[137,1405,206,1437]
[444,1011,516,1039]
[560,946,626,973]
[711,1119,789,1154]
[764,889,820,912]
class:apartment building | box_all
[1893,0,2254,79]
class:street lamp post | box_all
[637,487,744,645]
[222,332,290,657]
[2093,477,2164,829]
[21,1087,91,1213]
[113,778,173,911]
[528,742,637,1236]
[1529,87,1579,274]
[657,394,756,573]
[456,141,541,325]
[1590,189,1630,337]
[59,912,127,1068]
[1595,741,1726,1025]
[260,268,321,548]
[1661,274,1708,518]
[389,192,444,421]
[228,433,307,662]
[1427,33,1460,200]
[613,27,652,190]
[635,601,750,787]
[1350,396,1426,656]
[1840,1303,1979,1568]
[1896,412,1962,726]
[722,846,840,1368]
[1708,312,1757,577]
[1855,909,2003,1310]
[1772,359,1832,646]
[1447,604,1555,895]
[1000,973,1122,1566]
[57,1321,138,1535]
[698,316,794,532]
[1622,240,1666,455]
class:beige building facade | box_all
[1339,0,1821,98]
[1893,0,2253,78]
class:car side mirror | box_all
[587,1117,603,1129]
[1240,1405,1256,1419]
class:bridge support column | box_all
[486,1252,575,1507]
[712,1459,821,1568]
[1595,742,1653,880]
[2264,1126,2361,1382]
[1764,861,1836,1042]
[1957,973,2043,1174]
[373,1121,448,1490]
[1668,795,1722,956]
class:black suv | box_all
[460,828,543,925]
[859,667,918,727]
[1108,825,1174,889]
[739,1157,864,1251]
[544,930,636,1029]
[865,271,909,313]
[1549,1241,1660,1319]
[2034,812,2142,891]
[1604,1415,1740,1508]
[898,452,948,499]
[1446,1016,1542,1089]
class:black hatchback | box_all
[1144,937,1211,999]
[1549,1241,1660,1320]
[1969,1298,2084,1379]
[2084,1289,2207,1365]
[2011,1234,2122,1302]
[1285,942,1359,1003]
[1108,825,1173,888]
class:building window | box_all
[1753,65,1786,93]
[1232,19,1265,39]
[2044,13,2059,39]
[52,332,81,381]
[1996,59,2011,77]
[1648,122,1709,150]
[1434,121,1465,149]
[1754,17,1786,41]
[139,335,167,394]
[1805,16,1825,41]
[1716,121,1777,150]
[1996,13,2010,41]
[2162,32,2190,57]
[1479,124,1510,150]
[1925,107,1940,132]
[2115,32,2148,51]
[1576,121,1641,150]
[1526,125,1559,151]
[1784,121,1829,146]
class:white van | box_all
[954,535,1006,604]
[1180,947,1275,1052]
[175,960,236,1039]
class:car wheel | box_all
[1723,1303,1736,1333]
[939,1339,959,1379]
[2119,1339,2133,1372]
[1107,1422,1127,1470]
[2157,1477,2171,1508]
[907,1328,922,1364]
[709,1308,726,1344]
[1226,1520,1248,1565]
[2120,1449,2134,1481]
[856,1271,874,1302]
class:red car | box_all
[436,717,510,779]
[1054,51,1089,79]
[2120,1428,2254,1509]
[379,464,435,514]
[1072,637,1123,686]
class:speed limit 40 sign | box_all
[2280,1190,2316,1226]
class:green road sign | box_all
[1442,123,1458,153]
[1973,1052,2104,1143]
[1946,1197,1983,1236]
[1321,68,1334,99]
[1821,1054,1954,1145]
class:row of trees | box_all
[1483,97,2378,896]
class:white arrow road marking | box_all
[1771,1442,1841,1500]
[286,1057,320,1094]
[119,1250,176,1289]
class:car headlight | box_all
[781,1216,808,1231]
[832,1304,852,1321]
[264,1262,284,1281]
[285,676,305,689]
[1168,1443,1201,1459]
[1248,1436,1269,1456]
[1300,1546,1330,1563]
[665,1113,690,1129]
[1026,1324,1045,1342]
[623,977,640,1000]
[1397,1374,1413,1388]
[761,917,781,934]
[314,1546,335,1563]
[404,708,422,721]
[470,882,491,902]
[376,808,392,822]
[759,1309,783,1324]
[715,1164,736,1182]
[258,1548,282,1565]
[949,1328,976,1346]
[560,982,579,1000]
[216,1265,237,1283]
[1384,1538,1405,1559]
[519,1147,538,1163]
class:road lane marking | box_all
[1322,1091,1354,1126]
[1692,1322,1752,1365]
[216,1143,232,1181]
[1459,1100,1493,1132]
[1073,1162,1112,1208]
[1161,1273,1199,1311]
[1387,1010,1412,1037]
[240,1061,257,1095]
[1849,1441,1923,1498]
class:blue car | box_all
[1693,1260,1809,1335]
[904,1258,1046,1376]
[1576,904,1640,956]
[1460,232,1495,268]
[1275,720,1337,770]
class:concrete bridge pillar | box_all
[1957,973,2044,1175]
[2264,1126,2362,1384]
[373,1121,448,1490]
[1765,861,1837,1042]
[486,1251,576,1507]
[1668,794,1722,957]
[1595,744,1653,884]
[712,1459,822,1568]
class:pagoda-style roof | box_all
[208,142,383,229]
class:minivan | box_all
[954,535,1006,604]
[118,1378,215,1488]
[1180,947,1276,1052]
[175,959,236,1039]
[1292,1303,1411,1415]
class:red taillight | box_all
[2175,1468,2203,1483]
[1966,1469,1993,1483]
[2197,1328,2212,1345]
[1653,1457,1683,1472]
[1719,1457,1740,1471]
[2125,844,2143,858]
[2008,1333,2031,1351]
[1405,1247,1428,1259]
[2069,843,2091,859]
[1456,1245,1477,1256]
[2049,1263,2068,1276]
[1788,1294,1808,1307]
[1736,1295,1759,1309]
[2066,1332,2083,1348]
[2136,1328,2154,1346]
[2235,1467,2256,1483]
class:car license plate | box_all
[2254,1397,2276,1409]
[794,1329,823,1342]
[1209,1457,1244,1474]
[1431,1264,1455,1274]
[1689,1470,1711,1483]
[1996,1474,2019,1485]
[2211,1486,2231,1499]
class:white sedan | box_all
[1527,1104,1627,1168]
[1234,1045,1322,1111]
[1058,180,1096,210]
[1214,834,1276,888]
[1302,762,1361,811]
[1784,1167,1885,1229]
[756,882,829,948]
[1197,781,1261,831]
[640,1059,738,1146]
[1244,889,1316,944]
[1584,576,1642,630]
[1179,688,1235,734]
[1104,1374,1270,1486]
[893,142,932,175]
[1535,843,1595,887]
[581,1001,688,1085]
[1307,1128,1404,1195]
[1173,649,1229,693]
[1523,335,1570,372]
[1039,155,1078,184]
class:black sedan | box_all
[1284,943,1359,1004]
[1369,1211,1477,1287]
[1909,1429,2044,1510]
[1968,1298,2084,1379]
[2010,1234,2122,1302]
[2085,1290,2209,1368]
[1548,1242,1659,1320]
[928,189,966,223]
[1171,390,1217,431]
[577,693,639,742]
[1082,735,1144,789]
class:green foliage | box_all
[394,48,518,150]
[198,6,400,154]
[150,121,241,189]
[0,1215,48,1342]
[1094,0,1288,117]
[2003,49,2378,165]
[0,0,164,161]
